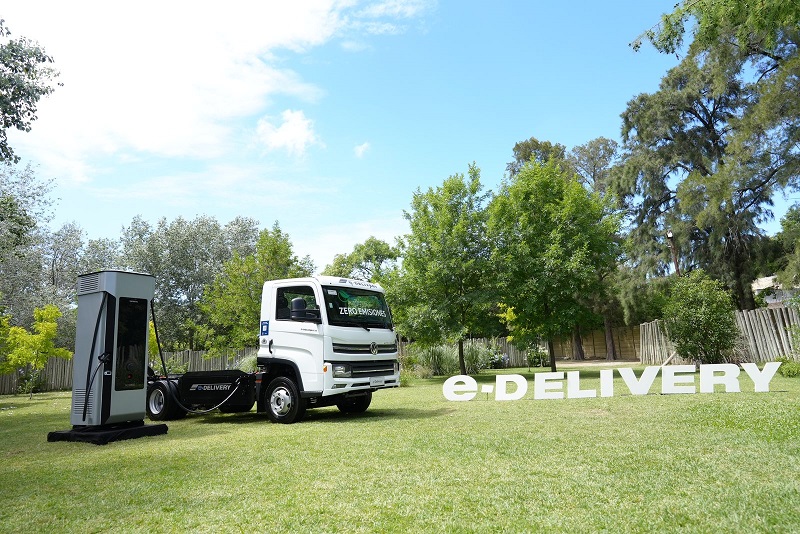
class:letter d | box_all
[495,374,528,401]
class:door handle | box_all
[268,339,273,354]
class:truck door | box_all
[267,283,325,393]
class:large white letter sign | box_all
[495,374,528,401]
[741,362,782,392]
[618,367,660,395]
[699,364,740,393]
[443,375,478,401]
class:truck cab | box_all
[256,276,400,423]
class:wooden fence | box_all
[4,308,795,395]
[640,306,800,365]
[0,348,258,396]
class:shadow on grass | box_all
[193,405,453,426]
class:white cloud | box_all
[256,110,321,156]
[1,2,430,180]
[354,142,371,158]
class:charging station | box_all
[48,271,168,444]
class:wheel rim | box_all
[270,386,293,416]
[149,388,165,415]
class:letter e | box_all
[661,365,696,394]
[534,372,565,400]
[443,375,478,401]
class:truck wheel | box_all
[264,376,306,424]
[147,381,186,421]
[337,391,372,414]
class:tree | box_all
[568,137,619,196]
[633,2,800,304]
[201,222,314,351]
[0,19,60,163]
[3,304,71,398]
[506,137,568,177]
[322,237,399,283]
[662,270,738,364]
[633,0,799,56]
[121,215,259,350]
[569,137,623,360]
[0,164,53,328]
[489,160,621,371]
[393,164,496,375]
[614,52,764,309]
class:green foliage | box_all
[412,344,459,377]
[526,347,548,368]
[201,222,313,352]
[16,366,45,396]
[614,51,765,309]
[0,19,60,163]
[776,357,800,378]
[404,341,492,377]
[391,164,498,374]
[489,160,621,357]
[629,3,800,312]
[661,270,738,364]
[2,304,71,397]
[153,356,189,376]
[237,354,258,373]
[635,0,799,56]
[506,136,569,177]
[121,214,260,351]
[322,236,399,283]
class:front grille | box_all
[332,343,397,355]
[330,360,397,377]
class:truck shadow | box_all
[195,406,452,425]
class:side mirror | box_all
[290,297,321,323]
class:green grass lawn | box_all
[1,364,799,533]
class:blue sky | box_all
[4,1,788,270]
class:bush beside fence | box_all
[640,306,800,365]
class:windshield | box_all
[322,285,393,329]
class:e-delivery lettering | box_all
[442,363,782,401]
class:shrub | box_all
[777,357,800,378]
[463,341,492,374]
[237,354,258,373]
[17,367,45,396]
[526,347,548,368]
[661,270,738,364]
[152,356,189,375]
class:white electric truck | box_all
[146,276,400,424]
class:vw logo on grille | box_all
[370,342,378,355]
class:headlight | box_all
[333,364,351,378]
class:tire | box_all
[146,381,187,421]
[264,376,306,424]
[337,391,372,414]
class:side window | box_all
[275,286,319,321]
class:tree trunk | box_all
[548,338,557,373]
[604,313,617,361]
[571,326,585,360]
[458,338,467,375]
